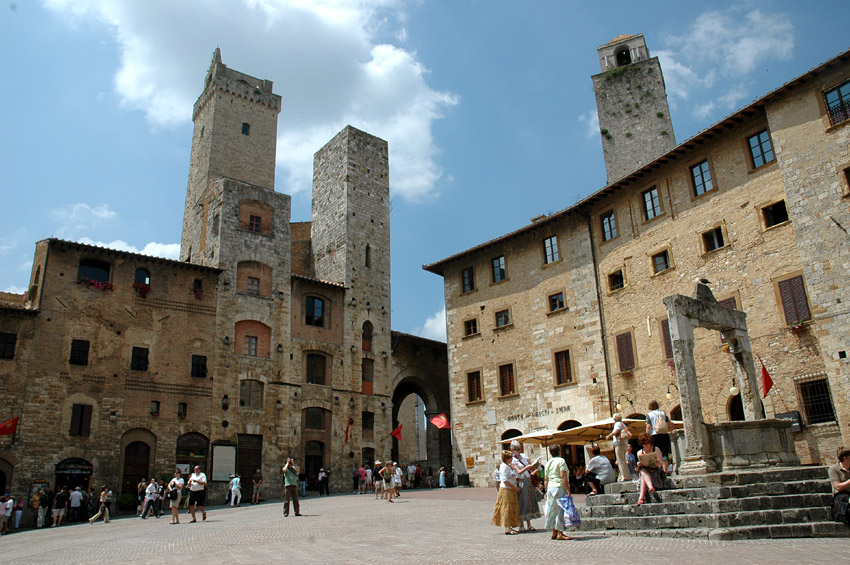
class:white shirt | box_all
[188,472,207,491]
[407,465,415,475]
[612,421,628,445]
[647,410,668,435]
[230,477,241,490]
[586,455,616,485]
[145,482,158,501]
[4,499,13,517]
[498,462,517,488]
[365,469,372,481]
[512,453,531,480]
[168,477,184,492]
[69,491,83,507]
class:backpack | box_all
[653,410,669,434]
[834,492,850,525]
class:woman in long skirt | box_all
[510,440,541,532]
[543,444,572,540]
[491,450,521,535]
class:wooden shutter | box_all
[778,276,811,325]
[616,332,635,371]
[661,319,673,359]
[80,404,92,436]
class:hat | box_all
[320,468,324,471]
[75,486,81,490]
[228,474,234,478]
[375,460,382,465]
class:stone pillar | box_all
[664,299,716,475]
[721,329,765,420]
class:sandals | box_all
[554,533,573,540]
[636,498,645,505]
[527,526,536,532]
[202,512,207,521]
[189,519,197,523]
[505,530,519,535]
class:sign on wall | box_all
[211,444,236,481]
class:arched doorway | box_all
[728,394,745,422]
[122,441,150,495]
[176,432,209,475]
[391,374,451,478]
[305,441,325,491]
[0,458,11,495]
[501,429,523,441]
[55,458,93,491]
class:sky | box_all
[1,0,849,342]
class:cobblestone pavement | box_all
[2,488,846,564]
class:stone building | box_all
[426,37,850,486]
[0,50,450,500]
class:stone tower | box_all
[311,126,392,394]
[592,34,676,184]
[181,48,282,264]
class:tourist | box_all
[439,466,447,488]
[317,468,327,496]
[414,464,422,488]
[626,443,637,478]
[636,433,664,505]
[646,400,671,465]
[364,465,373,493]
[322,468,331,496]
[52,486,70,527]
[69,486,84,523]
[828,448,850,523]
[167,470,184,524]
[251,468,263,504]
[36,489,48,528]
[187,465,208,522]
[407,462,416,489]
[606,413,632,481]
[352,466,360,494]
[573,465,586,493]
[543,444,572,540]
[380,462,394,503]
[358,464,367,494]
[374,461,384,499]
[491,450,521,535]
[282,457,301,517]
[141,476,159,518]
[298,468,307,497]
[88,486,110,525]
[12,495,23,530]
[0,494,8,534]
[230,473,242,507]
[509,440,541,532]
[155,479,166,516]
[393,462,403,497]
[136,478,147,516]
[585,445,616,495]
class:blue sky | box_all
[1,1,848,341]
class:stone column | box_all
[664,297,716,475]
[721,329,765,420]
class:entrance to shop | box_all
[122,441,151,495]
[54,458,93,492]
[305,441,324,491]
[237,434,262,499]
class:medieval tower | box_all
[592,34,676,184]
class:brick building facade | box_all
[426,37,850,486]
[0,50,450,501]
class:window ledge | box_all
[650,266,675,279]
[541,258,563,269]
[466,399,486,407]
[462,332,481,340]
[607,286,627,296]
[490,279,509,287]
[701,244,731,258]
[554,381,577,389]
[642,213,666,227]
[763,220,791,232]
[747,160,777,175]
[459,288,478,297]
[824,118,849,134]
[805,421,839,428]
[692,187,718,201]
[600,235,619,245]
[234,354,271,361]
[547,307,568,317]
[497,393,520,401]
[494,324,514,332]
[237,228,273,237]
[237,292,273,300]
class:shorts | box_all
[53,508,65,517]
[188,490,206,507]
[383,479,392,489]
[169,494,182,508]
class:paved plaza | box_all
[2,488,846,564]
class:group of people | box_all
[123,466,209,525]
[224,469,264,507]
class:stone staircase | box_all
[579,466,850,540]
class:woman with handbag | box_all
[491,450,521,535]
[509,440,541,532]
[606,413,632,481]
[636,433,664,505]
[167,469,184,524]
[543,444,572,540]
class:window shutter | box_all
[616,333,635,371]
[719,297,737,309]
[661,319,673,359]
[80,404,92,436]
[779,276,811,325]
[70,404,82,436]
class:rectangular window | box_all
[244,336,258,357]
[0,332,16,360]
[305,408,325,430]
[248,215,261,233]
[240,380,264,409]
[543,236,559,264]
[642,187,662,220]
[461,267,475,293]
[748,129,775,168]
[762,200,789,228]
[362,411,374,440]
[824,79,850,126]
[467,371,482,402]
[191,355,207,378]
[498,364,516,396]
[246,277,260,295]
[464,319,478,336]
[150,401,160,416]
[70,339,90,366]
[130,346,149,371]
[608,269,625,291]
[652,250,671,274]
[702,227,725,252]
[306,353,326,385]
[660,319,673,360]
[796,375,836,424]
[69,404,92,437]
[548,292,565,312]
[554,350,572,386]
[778,275,812,326]
[691,160,714,196]
[495,310,511,328]
[241,122,250,135]
[601,210,617,241]
[361,358,373,395]
[305,296,324,327]
[616,332,635,372]
[178,403,187,418]
[491,256,506,283]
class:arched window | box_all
[240,380,264,409]
[362,321,373,351]
[176,432,209,473]
[305,407,327,430]
[670,405,682,421]
[306,353,327,385]
[134,268,151,285]
[500,429,522,441]
[728,394,745,422]
[616,47,631,66]
[557,420,581,431]
[77,259,110,283]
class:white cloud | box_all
[578,110,599,139]
[693,101,716,121]
[415,306,446,342]
[3,285,27,294]
[44,0,458,202]
[76,238,180,259]
[50,203,117,239]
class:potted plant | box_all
[789,321,808,333]
[132,282,151,297]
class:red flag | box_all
[344,418,352,444]
[390,425,403,441]
[429,413,451,429]
[0,416,19,436]
[758,355,773,398]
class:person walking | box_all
[439,466,447,488]
[251,469,263,505]
[606,413,632,481]
[282,457,301,517]
[187,465,208,522]
[491,450,521,535]
[36,489,48,528]
[380,463,394,503]
[230,474,242,507]
[141,477,159,518]
[543,444,572,540]
[646,400,671,467]
[88,486,110,524]
[167,470,184,524]
[52,486,70,527]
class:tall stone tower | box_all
[311,126,392,394]
[181,48,282,264]
[592,34,676,184]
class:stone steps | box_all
[581,506,831,530]
[584,492,833,517]
[587,480,832,507]
[583,521,850,541]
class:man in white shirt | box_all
[187,465,207,522]
[68,487,83,523]
[585,446,616,495]
[407,463,416,489]
[230,474,241,507]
